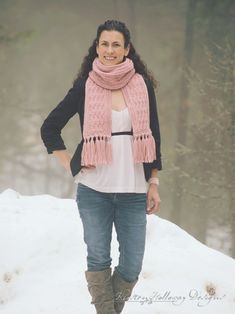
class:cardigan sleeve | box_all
[40,79,84,154]
[145,79,163,171]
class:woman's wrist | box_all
[148,177,159,186]
[64,159,72,171]
[148,168,159,186]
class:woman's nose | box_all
[107,45,114,53]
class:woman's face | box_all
[96,30,130,65]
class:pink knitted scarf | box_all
[81,57,156,166]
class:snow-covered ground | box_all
[0,188,234,314]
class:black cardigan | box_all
[40,77,162,182]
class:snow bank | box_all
[0,189,234,314]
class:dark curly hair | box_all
[73,19,158,89]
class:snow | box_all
[0,188,235,314]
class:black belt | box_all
[111,131,133,136]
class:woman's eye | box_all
[101,43,120,47]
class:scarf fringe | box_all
[133,133,156,163]
[81,136,112,166]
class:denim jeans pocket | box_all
[76,182,86,202]
[76,183,100,204]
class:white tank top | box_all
[74,107,148,193]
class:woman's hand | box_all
[53,150,72,172]
[146,184,161,215]
[82,165,96,169]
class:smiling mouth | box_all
[104,57,116,60]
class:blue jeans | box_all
[76,183,147,282]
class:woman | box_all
[41,19,162,314]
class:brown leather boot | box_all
[111,268,138,313]
[85,267,116,314]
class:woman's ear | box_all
[125,44,130,56]
[95,40,99,55]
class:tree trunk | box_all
[171,0,196,224]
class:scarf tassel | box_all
[133,133,157,163]
[81,136,112,166]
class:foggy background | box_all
[0,0,234,258]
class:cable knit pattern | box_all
[81,57,156,166]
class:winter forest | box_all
[0,0,234,260]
